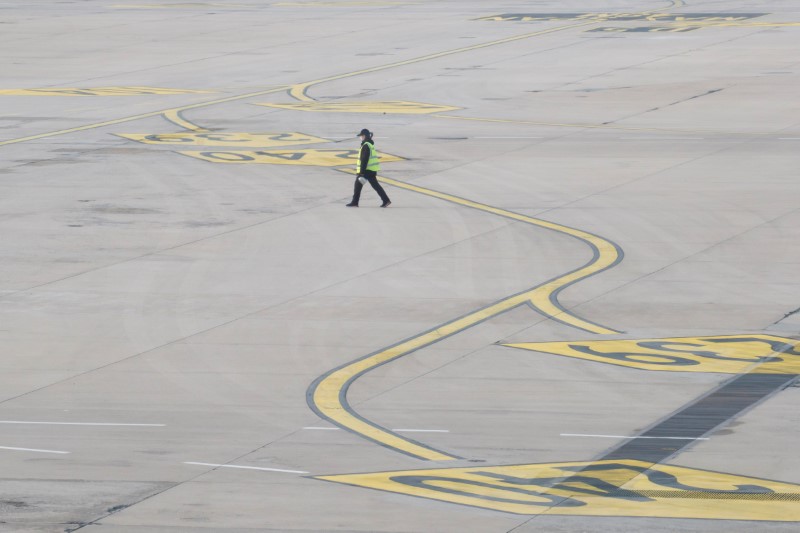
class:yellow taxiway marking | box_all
[673,21,800,27]
[503,335,800,374]
[119,132,329,148]
[432,113,774,136]
[477,12,768,23]
[374,176,622,335]
[287,20,602,102]
[589,26,701,33]
[275,1,416,5]
[0,86,213,96]
[588,20,800,33]
[0,86,289,147]
[478,11,800,31]
[0,3,675,145]
[0,20,599,145]
[317,459,800,520]
[113,3,249,8]
[257,100,459,114]
[309,175,621,460]
[180,148,403,166]
[285,2,686,102]
[162,109,208,132]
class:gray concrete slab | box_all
[2,0,800,531]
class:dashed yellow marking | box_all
[118,132,329,147]
[179,148,403,166]
[503,335,800,374]
[257,101,460,114]
[0,87,213,96]
[317,459,800,519]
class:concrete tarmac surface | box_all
[1,0,800,531]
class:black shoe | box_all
[346,202,358,207]
[380,201,391,208]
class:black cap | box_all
[357,128,371,137]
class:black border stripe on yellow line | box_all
[378,176,624,335]
[313,458,800,519]
[306,174,624,461]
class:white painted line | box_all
[779,137,800,140]
[0,445,70,454]
[392,429,450,433]
[560,433,708,441]
[184,462,308,474]
[619,137,702,140]
[473,136,543,139]
[303,426,340,430]
[0,421,165,427]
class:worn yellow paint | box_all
[589,26,700,33]
[309,175,621,460]
[379,176,621,335]
[317,459,800,519]
[478,11,800,31]
[0,86,213,96]
[179,148,402,166]
[113,3,248,8]
[672,21,800,27]
[162,109,208,132]
[503,335,800,374]
[119,132,329,147]
[432,113,772,136]
[275,1,415,5]
[477,13,767,23]
[286,20,602,102]
[0,85,289,147]
[258,100,460,114]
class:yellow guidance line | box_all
[380,176,622,333]
[287,20,601,102]
[431,114,773,137]
[288,0,687,102]
[162,109,208,132]
[0,86,289,147]
[308,176,622,461]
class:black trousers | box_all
[351,170,390,204]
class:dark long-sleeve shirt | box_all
[358,140,374,175]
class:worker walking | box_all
[346,128,391,208]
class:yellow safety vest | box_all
[356,142,381,173]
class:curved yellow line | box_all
[310,176,621,460]
[380,177,621,333]
[288,0,687,103]
[0,86,289,147]
[287,20,600,102]
[431,113,772,136]
[162,109,208,132]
